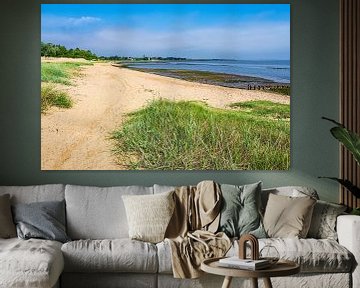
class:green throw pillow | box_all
[218,182,266,238]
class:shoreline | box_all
[116,64,290,95]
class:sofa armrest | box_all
[337,215,360,288]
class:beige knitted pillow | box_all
[263,193,316,238]
[122,191,175,243]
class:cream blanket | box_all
[165,181,231,278]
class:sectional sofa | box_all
[0,184,359,288]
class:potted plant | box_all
[320,117,360,215]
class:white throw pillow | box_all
[122,191,175,243]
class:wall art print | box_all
[41,4,290,170]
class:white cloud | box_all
[41,15,101,29]
[42,21,290,59]
[65,16,101,26]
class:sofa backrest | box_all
[0,184,65,204]
[65,184,153,240]
[153,184,176,194]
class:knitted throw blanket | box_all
[165,180,231,278]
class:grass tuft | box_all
[41,84,73,113]
[112,99,290,170]
[229,100,290,120]
[41,62,92,85]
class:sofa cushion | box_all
[261,186,319,213]
[65,185,153,239]
[307,200,347,240]
[0,238,64,288]
[218,182,266,238]
[263,194,316,238]
[0,194,16,238]
[61,239,158,273]
[12,200,70,243]
[0,184,65,204]
[235,238,353,273]
[157,238,353,274]
[153,184,176,194]
[122,191,175,243]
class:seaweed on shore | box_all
[120,65,290,95]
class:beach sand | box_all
[41,62,290,170]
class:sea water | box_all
[128,59,290,84]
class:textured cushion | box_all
[65,185,153,239]
[218,182,266,238]
[307,200,347,240]
[61,239,158,273]
[0,238,64,288]
[122,191,175,243]
[158,237,353,274]
[0,194,16,238]
[12,200,70,243]
[263,194,316,238]
[156,240,173,274]
[0,184,65,204]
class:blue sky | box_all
[41,4,290,60]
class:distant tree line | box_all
[41,42,98,60]
[41,42,187,61]
[97,55,187,61]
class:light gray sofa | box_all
[0,184,359,288]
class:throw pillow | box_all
[12,200,70,243]
[218,182,266,238]
[263,193,316,238]
[307,200,347,240]
[0,194,16,238]
[122,191,175,243]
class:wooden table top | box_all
[201,257,300,278]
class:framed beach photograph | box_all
[40,4,290,170]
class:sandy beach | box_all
[41,62,290,170]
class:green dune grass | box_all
[229,100,290,119]
[41,84,73,113]
[112,99,290,170]
[41,61,91,112]
[41,62,92,85]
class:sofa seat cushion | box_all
[230,238,354,273]
[0,238,64,288]
[62,239,158,273]
[157,238,353,274]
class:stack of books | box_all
[218,257,271,270]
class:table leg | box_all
[221,276,233,288]
[251,278,258,288]
[263,277,273,288]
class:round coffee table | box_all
[201,257,300,288]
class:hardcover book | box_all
[218,257,271,270]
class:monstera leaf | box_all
[322,117,360,165]
[320,117,360,200]
[318,177,360,199]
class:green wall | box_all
[0,0,340,202]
